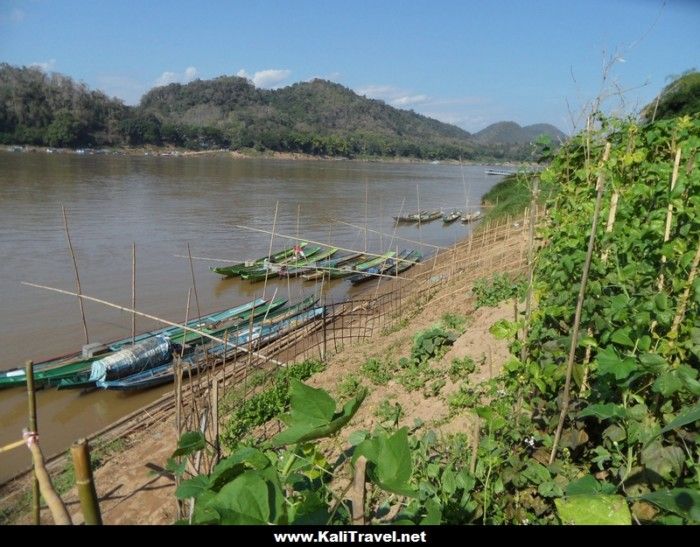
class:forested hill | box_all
[139,77,482,158]
[474,121,566,144]
[641,70,700,122]
[0,63,560,160]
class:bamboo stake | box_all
[62,204,89,344]
[20,282,287,367]
[26,360,40,525]
[211,381,219,463]
[131,241,136,346]
[186,242,203,343]
[669,237,700,340]
[521,179,539,362]
[416,183,422,244]
[469,420,480,475]
[70,439,102,525]
[262,201,279,300]
[364,179,369,254]
[549,142,611,465]
[350,456,367,525]
[658,148,683,291]
[601,190,619,264]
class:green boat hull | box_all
[329,251,396,279]
[240,247,324,281]
[212,243,309,277]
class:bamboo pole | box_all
[262,201,280,300]
[364,179,369,254]
[658,148,683,291]
[174,253,250,263]
[328,217,446,250]
[186,242,203,340]
[350,456,367,525]
[669,237,700,340]
[26,360,40,525]
[416,183,422,244]
[70,439,102,525]
[211,381,219,463]
[521,179,539,362]
[20,282,287,367]
[601,189,619,264]
[131,242,136,346]
[229,224,417,265]
[549,142,611,465]
[25,434,71,525]
[61,204,89,344]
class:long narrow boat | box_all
[100,305,325,391]
[58,336,174,390]
[461,210,482,223]
[328,251,396,279]
[278,247,339,277]
[301,253,365,281]
[212,306,326,357]
[348,250,411,285]
[443,210,462,223]
[419,210,443,222]
[384,249,422,276]
[205,297,289,334]
[240,246,323,281]
[393,213,421,223]
[0,352,106,390]
[109,297,267,351]
[210,243,309,277]
[258,295,319,325]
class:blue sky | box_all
[0,0,698,133]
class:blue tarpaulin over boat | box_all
[89,335,172,383]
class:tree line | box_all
[0,63,567,160]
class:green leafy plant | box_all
[472,274,527,309]
[361,357,393,386]
[449,357,476,382]
[221,360,324,449]
[411,326,457,364]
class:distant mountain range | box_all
[474,121,566,145]
[0,63,564,161]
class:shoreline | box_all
[3,144,533,168]
[0,213,530,524]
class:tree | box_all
[45,110,88,147]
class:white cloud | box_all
[237,68,291,89]
[356,84,430,108]
[392,94,429,106]
[155,66,199,87]
[30,59,56,72]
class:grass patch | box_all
[478,172,553,225]
[361,358,393,386]
[338,374,364,400]
[472,273,526,309]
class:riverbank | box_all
[4,143,534,167]
[0,214,532,524]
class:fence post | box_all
[71,439,103,525]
